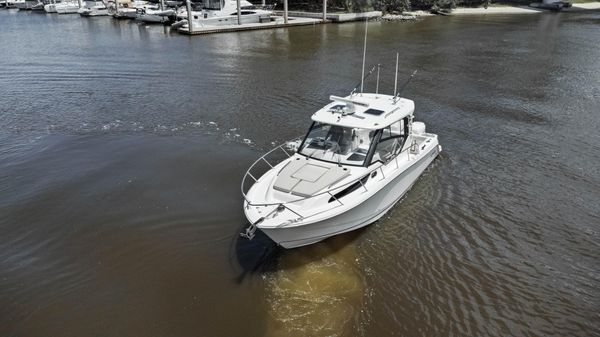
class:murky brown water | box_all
[1,9,599,337]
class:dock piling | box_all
[185,0,193,33]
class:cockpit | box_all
[298,119,409,167]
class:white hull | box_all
[16,0,35,9]
[32,2,45,10]
[257,145,440,248]
[79,7,108,15]
[134,6,175,23]
[8,0,26,8]
[136,14,167,22]
[112,8,137,18]
[44,3,57,12]
[55,3,79,13]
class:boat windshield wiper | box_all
[335,145,342,167]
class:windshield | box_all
[298,122,375,166]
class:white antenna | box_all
[360,18,368,95]
[393,52,399,96]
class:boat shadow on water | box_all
[230,223,282,283]
[231,222,368,281]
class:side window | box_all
[390,120,402,137]
[372,124,403,164]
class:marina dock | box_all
[178,16,323,35]
[178,10,383,35]
[272,10,382,22]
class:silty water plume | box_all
[264,233,366,337]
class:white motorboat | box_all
[16,0,37,9]
[241,67,441,248]
[135,4,175,23]
[5,0,23,8]
[31,0,46,11]
[44,0,59,12]
[78,0,108,15]
[110,0,147,19]
[55,1,80,13]
[174,0,271,29]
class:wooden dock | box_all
[178,17,324,35]
[273,11,383,22]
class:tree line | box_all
[277,0,531,13]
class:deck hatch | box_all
[363,108,385,116]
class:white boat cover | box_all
[273,158,350,197]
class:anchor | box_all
[240,217,264,240]
[240,204,288,240]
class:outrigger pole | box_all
[394,70,418,102]
[394,52,399,96]
[360,18,368,95]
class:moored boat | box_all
[78,0,108,15]
[5,0,22,8]
[135,4,176,23]
[44,1,58,12]
[31,0,46,11]
[110,0,147,19]
[16,0,37,9]
[173,0,271,29]
[55,1,80,13]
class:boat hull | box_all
[44,3,57,12]
[258,145,440,248]
[136,13,171,23]
[16,0,35,9]
[79,7,108,16]
[113,9,137,19]
[55,4,79,13]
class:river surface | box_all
[1,8,599,337]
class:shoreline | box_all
[402,2,600,17]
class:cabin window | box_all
[229,11,255,15]
[298,122,375,167]
[371,121,404,164]
[202,0,221,10]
